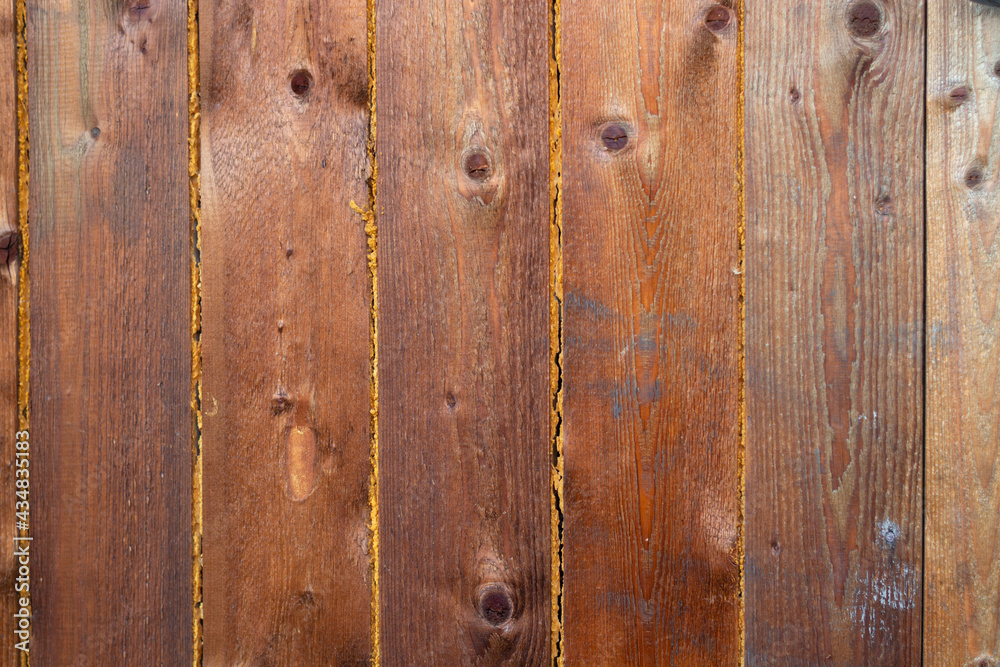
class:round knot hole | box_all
[600,124,629,151]
[465,151,491,182]
[705,6,732,32]
[965,166,985,189]
[290,70,314,98]
[478,585,513,626]
[847,2,882,38]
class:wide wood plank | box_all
[560,1,741,663]
[27,0,191,662]
[0,0,18,664]
[199,0,372,663]
[926,4,1000,664]
[744,1,924,663]
[376,0,551,663]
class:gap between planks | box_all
[364,0,380,661]
[188,0,203,663]
[736,0,747,665]
[549,0,565,662]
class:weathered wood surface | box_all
[560,2,741,664]
[27,0,191,663]
[0,0,17,664]
[926,4,1000,664]
[745,0,924,663]
[199,0,373,663]
[376,0,551,663]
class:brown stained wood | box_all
[376,0,550,663]
[0,0,16,664]
[926,5,1000,664]
[200,0,372,664]
[27,0,191,663]
[560,1,740,664]
[745,1,924,663]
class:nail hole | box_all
[478,586,513,626]
[965,166,985,189]
[789,87,801,103]
[464,151,491,181]
[600,124,629,151]
[847,2,882,38]
[290,69,313,97]
[446,392,457,408]
[90,127,101,139]
[770,539,781,555]
[705,6,732,32]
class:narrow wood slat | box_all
[560,2,741,663]
[376,0,551,662]
[744,1,924,663]
[926,5,1000,664]
[200,0,372,663]
[27,0,191,662]
[0,0,18,663]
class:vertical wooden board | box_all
[200,0,372,664]
[560,1,740,664]
[744,1,924,663]
[376,0,551,663]
[0,0,17,663]
[926,5,1000,664]
[27,0,191,663]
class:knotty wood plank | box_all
[376,0,551,663]
[745,1,924,663]
[0,0,17,664]
[560,2,741,663]
[926,5,1000,664]
[27,0,191,663]
[200,0,372,664]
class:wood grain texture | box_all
[0,0,17,663]
[560,2,740,664]
[926,5,1000,665]
[199,0,372,664]
[376,0,551,663]
[27,0,191,663]
[744,1,924,663]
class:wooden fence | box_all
[1,0,997,664]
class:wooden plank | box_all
[0,0,18,663]
[560,2,741,663]
[27,0,191,663]
[199,0,372,663]
[744,1,924,663]
[926,4,1000,664]
[375,0,551,663]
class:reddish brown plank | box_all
[560,1,741,663]
[376,0,551,663]
[926,4,1000,664]
[27,0,192,662]
[0,0,17,663]
[199,0,373,663]
[744,1,924,663]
